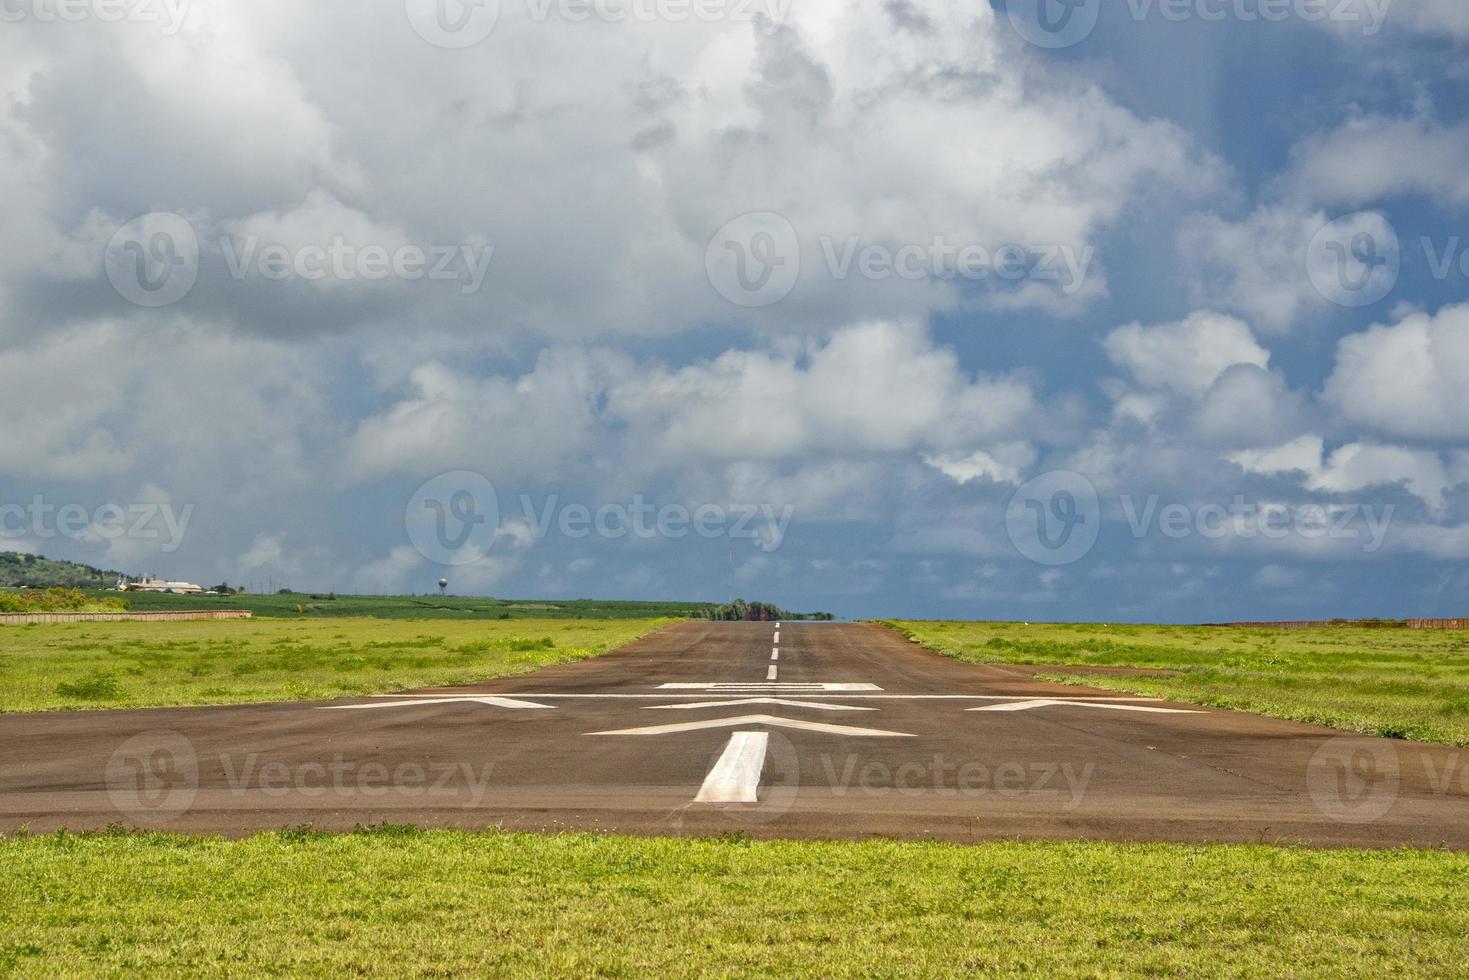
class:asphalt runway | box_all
[2,622,1465,847]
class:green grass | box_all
[1,828,1464,976]
[68,589,718,620]
[0,618,669,712]
[886,621,1469,747]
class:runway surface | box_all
[2,621,1464,847]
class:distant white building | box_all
[124,578,205,594]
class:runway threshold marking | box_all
[967,699,1203,714]
[588,715,915,737]
[694,732,767,803]
[646,698,874,711]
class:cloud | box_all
[1179,207,1397,333]
[609,320,1039,459]
[1284,115,1469,208]
[922,444,1037,486]
[1191,363,1306,448]
[3,0,1214,341]
[1104,311,1270,398]
[1323,303,1469,441]
[1233,435,1458,512]
[345,347,629,482]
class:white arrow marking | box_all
[766,664,778,681]
[694,732,767,803]
[646,698,875,712]
[325,696,553,711]
[967,699,1201,714]
[588,714,914,737]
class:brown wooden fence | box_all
[0,610,253,626]
[1209,619,1469,630]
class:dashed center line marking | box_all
[694,732,767,804]
[771,649,779,661]
[766,664,778,681]
[773,631,780,643]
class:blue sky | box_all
[2,0,1468,620]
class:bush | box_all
[0,588,129,614]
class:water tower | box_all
[439,577,448,597]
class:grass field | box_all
[886,621,1469,747]
[0,618,668,712]
[2,828,1464,976]
[69,589,715,620]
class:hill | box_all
[75,589,717,620]
[0,553,125,590]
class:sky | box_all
[1,0,1467,621]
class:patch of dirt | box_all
[1007,664,1184,679]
